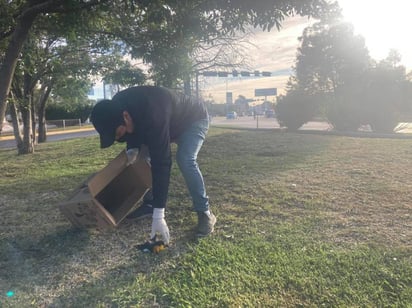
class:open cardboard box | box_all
[59,148,152,229]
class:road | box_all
[0,128,98,149]
[211,116,412,135]
[210,116,333,130]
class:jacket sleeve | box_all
[146,96,173,209]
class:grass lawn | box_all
[0,128,411,307]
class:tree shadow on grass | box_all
[46,234,201,307]
[0,228,90,299]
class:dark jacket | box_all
[112,86,208,209]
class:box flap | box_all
[88,150,128,197]
[131,158,152,187]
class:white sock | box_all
[204,210,211,217]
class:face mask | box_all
[117,133,130,143]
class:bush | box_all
[46,100,95,122]
[275,90,319,131]
[361,69,402,133]
[324,81,366,132]
[327,97,362,132]
[365,99,399,133]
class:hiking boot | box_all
[196,211,216,237]
[126,203,153,219]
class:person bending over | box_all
[90,86,216,244]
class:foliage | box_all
[0,0,114,132]
[361,59,406,133]
[3,1,140,151]
[102,62,146,87]
[0,0,340,146]
[234,94,249,114]
[206,101,227,116]
[46,99,94,122]
[287,18,412,133]
[295,21,371,95]
[102,0,339,87]
[2,0,339,89]
[327,82,363,131]
[280,20,371,132]
[275,89,320,131]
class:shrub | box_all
[361,67,402,133]
[275,90,319,131]
[46,100,94,122]
[365,100,399,133]
[327,96,362,132]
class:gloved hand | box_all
[126,148,139,165]
[150,208,170,245]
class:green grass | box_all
[0,128,411,307]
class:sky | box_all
[202,0,412,104]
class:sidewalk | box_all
[0,126,95,141]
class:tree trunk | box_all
[0,13,37,133]
[19,71,35,154]
[37,108,47,143]
[184,78,191,96]
[31,93,37,146]
[9,101,23,150]
[37,83,52,143]
[19,103,34,155]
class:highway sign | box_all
[254,88,277,97]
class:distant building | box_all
[87,83,118,102]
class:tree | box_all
[1,0,338,137]
[8,38,39,154]
[281,17,412,133]
[361,55,407,133]
[401,71,412,117]
[104,0,339,90]
[285,20,372,131]
[234,95,249,115]
[0,0,108,135]
[275,88,320,131]
[295,21,371,95]
[4,2,133,152]
[8,25,102,152]
[102,62,146,88]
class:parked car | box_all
[226,111,238,119]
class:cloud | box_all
[201,16,315,103]
[247,16,313,71]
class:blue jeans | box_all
[176,118,209,212]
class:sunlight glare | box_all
[338,0,412,68]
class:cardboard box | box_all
[59,149,152,229]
